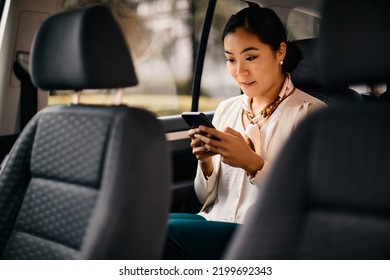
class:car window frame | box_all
[190,0,217,112]
[0,0,5,20]
[192,0,255,112]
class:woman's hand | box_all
[188,127,217,177]
[194,126,264,177]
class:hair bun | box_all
[283,41,302,73]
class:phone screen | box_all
[181,112,215,129]
[181,112,219,140]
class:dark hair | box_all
[222,7,301,73]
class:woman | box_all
[163,7,326,260]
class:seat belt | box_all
[13,51,38,130]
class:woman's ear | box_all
[277,42,286,61]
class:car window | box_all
[0,0,7,35]
[198,0,247,113]
[50,0,205,116]
[50,0,248,117]
[286,8,320,40]
[0,0,5,20]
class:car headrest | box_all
[317,0,390,86]
[30,5,138,91]
[291,39,322,89]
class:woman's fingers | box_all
[190,137,203,148]
[223,126,243,138]
[197,126,224,140]
[188,128,198,139]
[190,136,217,161]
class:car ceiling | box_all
[247,0,322,17]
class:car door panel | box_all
[160,112,214,213]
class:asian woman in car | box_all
[163,6,326,260]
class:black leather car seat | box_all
[225,0,390,259]
[0,5,171,259]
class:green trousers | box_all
[162,213,239,260]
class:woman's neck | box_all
[250,74,285,115]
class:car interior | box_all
[0,5,170,259]
[0,0,390,261]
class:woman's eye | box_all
[226,58,235,63]
[246,56,257,61]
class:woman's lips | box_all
[240,81,256,87]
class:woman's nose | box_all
[236,61,248,76]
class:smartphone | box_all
[181,112,220,140]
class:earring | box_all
[280,60,284,65]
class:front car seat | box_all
[0,5,171,260]
[225,0,390,259]
[291,38,362,105]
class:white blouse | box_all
[195,86,326,224]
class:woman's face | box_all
[224,27,285,99]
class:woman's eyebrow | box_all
[224,47,259,55]
[240,47,259,54]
